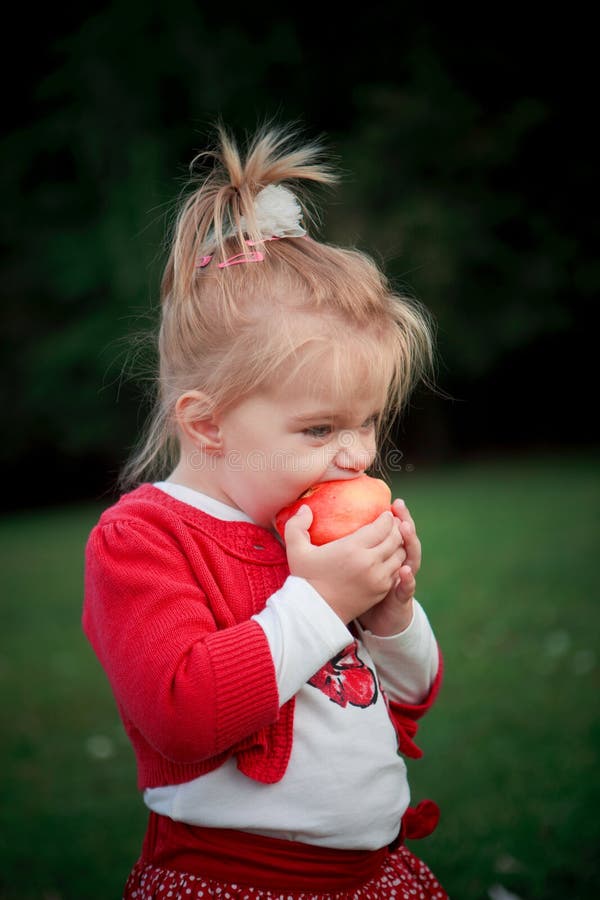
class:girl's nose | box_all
[333,431,376,472]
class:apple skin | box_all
[275,474,392,545]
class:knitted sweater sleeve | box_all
[83,517,280,766]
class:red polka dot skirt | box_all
[123,844,447,899]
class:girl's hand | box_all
[357,499,421,636]
[284,504,407,625]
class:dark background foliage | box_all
[2,3,596,510]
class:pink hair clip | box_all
[196,233,307,271]
[218,250,265,268]
[196,248,266,269]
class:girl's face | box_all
[214,367,381,531]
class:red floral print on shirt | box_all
[308,641,378,708]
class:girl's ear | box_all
[174,391,223,452]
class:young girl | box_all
[83,124,447,899]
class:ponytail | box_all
[163,124,338,310]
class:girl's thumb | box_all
[284,504,313,545]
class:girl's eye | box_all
[304,425,333,439]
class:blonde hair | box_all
[120,123,436,488]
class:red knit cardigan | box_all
[83,484,442,790]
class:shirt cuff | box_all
[355,599,439,704]
[253,575,353,705]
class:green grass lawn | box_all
[1,453,598,899]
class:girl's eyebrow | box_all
[289,409,380,425]
[288,411,337,424]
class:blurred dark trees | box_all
[2,4,596,509]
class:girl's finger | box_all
[391,498,407,519]
[400,512,417,531]
[396,565,416,597]
[399,523,420,567]
[377,530,406,566]
[392,499,416,530]
[382,551,409,590]
[355,510,396,549]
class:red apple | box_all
[275,474,392,545]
